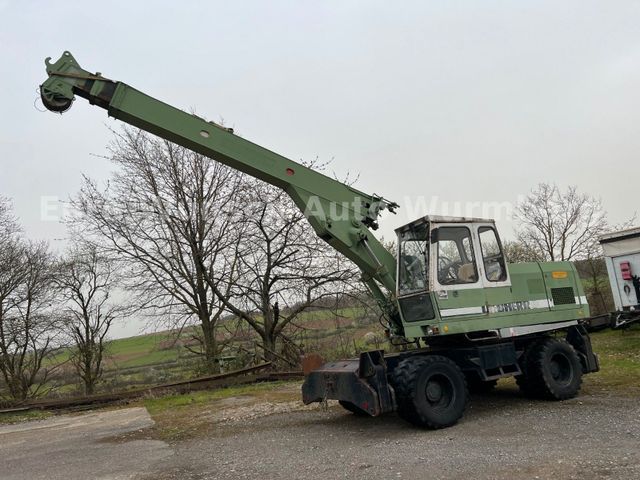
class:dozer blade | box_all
[301,350,395,416]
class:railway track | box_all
[0,363,304,414]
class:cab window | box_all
[433,226,478,285]
[478,226,507,282]
[398,224,428,295]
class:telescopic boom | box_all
[40,51,402,332]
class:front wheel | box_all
[517,337,583,400]
[391,355,468,429]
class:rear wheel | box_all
[391,355,468,429]
[517,337,583,400]
[338,400,370,416]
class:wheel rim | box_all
[549,352,573,385]
[424,373,454,407]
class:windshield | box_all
[398,224,429,295]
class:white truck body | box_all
[600,227,640,311]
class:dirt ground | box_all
[0,407,171,480]
[137,384,640,480]
[2,384,639,480]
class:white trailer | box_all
[598,227,640,328]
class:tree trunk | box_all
[200,320,219,373]
[262,334,278,364]
[85,377,95,396]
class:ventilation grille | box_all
[551,287,576,305]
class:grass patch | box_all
[0,409,52,425]
[584,326,640,395]
[143,381,291,416]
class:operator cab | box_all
[396,216,510,324]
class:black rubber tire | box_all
[391,355,468,429]
[516,337,583,400]
[338,400,370,416]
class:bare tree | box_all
[56,243,129,395]
[213,181,359,366]
[0,228,60,402]
[72,128,361,369]
[0,196,19,243]
[71,128,245,372]
[502,240,545,263]
[514,183,639,314]
[573,257,614,315]
[573,215,636,315]
[515,183,608,261]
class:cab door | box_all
[475,224,513,311]
[430,224,487,319]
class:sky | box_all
[1,1,639,337]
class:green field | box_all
[104,331,183,369]
[100,306,367,366]
[585,327,640,394]
[99,305,369,369]
[37,306,378,397]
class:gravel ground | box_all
[2,387,638,479]
[0,407,172,480]
[140,387,640,480]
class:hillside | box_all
[43,305,381,396]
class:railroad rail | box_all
[0,363,304,414]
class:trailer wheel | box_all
[338,400,370,416]
[391,355,468,429]
[517,338,583,400]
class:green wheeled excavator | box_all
[40,52,599,429]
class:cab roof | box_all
[395,215,496,233]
